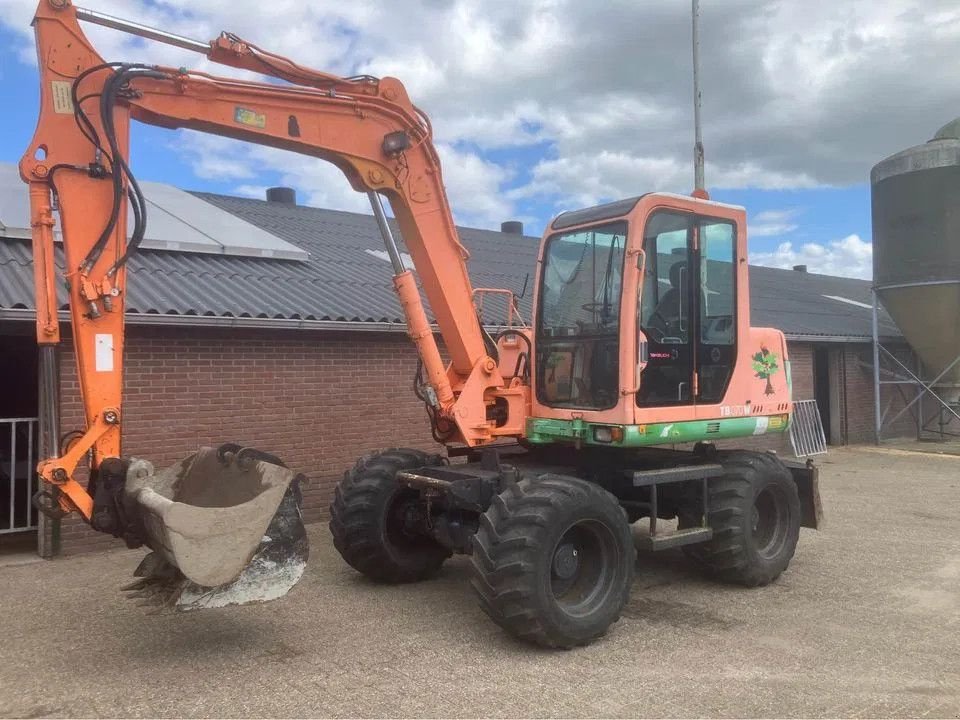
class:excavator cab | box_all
[530,191,789,438]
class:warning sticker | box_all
[51,81,74,114]
[234,107,266,128]
[95,333,114,373]
[753,416,770,436]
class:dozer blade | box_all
[122,446,309,611]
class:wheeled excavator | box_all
[20,1,821,645]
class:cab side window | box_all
[699,221,735,345]
[697,219,736,403]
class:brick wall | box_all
[57,326,440,554]
[789,343,815,402]
[841,343,917,443]
[726,340,916,451]
[48,330,917,554]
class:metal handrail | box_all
[790,400,827,457]
[1,417,39,535]
[473,287,528,329]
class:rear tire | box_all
[330,448,450,583]
[681,452,800,587]
[470,474,635,649]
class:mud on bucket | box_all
[123,446,309,610]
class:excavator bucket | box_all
[121,446,309,611]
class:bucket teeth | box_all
[121,569,182,612]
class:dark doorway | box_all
[0,336,39,417]
[812,346,832,444]
[0,335,39,537]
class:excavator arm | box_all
[19,0,527,566]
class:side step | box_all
[628,462,721,551]
[637,526,712,551]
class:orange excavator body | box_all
[18,2,815,627]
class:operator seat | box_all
[647,260,687,341]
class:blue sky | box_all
[3,0,953,280]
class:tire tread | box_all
[329,448,449,583]
[683,451,800,587]
[469,474,634,649]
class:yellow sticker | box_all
[769,415,785,429]
[234,107,266,128]
[51,81,74,114]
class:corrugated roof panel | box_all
[0,165,54,240]
[0,168,902,340]
[137,182,230,255]
[0,164,308,261]
[139,182,309,261]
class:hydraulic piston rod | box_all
[366,192,454,408]
[368,192,407,275]
[75,6,210,54]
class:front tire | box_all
[470,474,635,649]
[682,452,800,587]
[330,448,450,583]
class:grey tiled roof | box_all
[749,266,898,339]
[0,193,538,325]
[0,188,901,340]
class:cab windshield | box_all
[536,221,626,410]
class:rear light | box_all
[593,426,624,443]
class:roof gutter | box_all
[0,309,901,343]
[785,333,902,343]
[0,308,409,333]
[785,333,870,343]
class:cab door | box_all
[636,210,696,406]
[695,217,738,405]
[635,209,739,411]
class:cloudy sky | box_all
[2,0,959,279]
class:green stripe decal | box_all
[526,414,788,447]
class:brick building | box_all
[0,164,913,556]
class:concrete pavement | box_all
[0,446,958,718]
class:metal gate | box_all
[1,418,38,534]
[790,400,828,457]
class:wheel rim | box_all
[752,485,789,559]
[384,490,431,553]
[550,520,619,617]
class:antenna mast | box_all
[692,0,707,196]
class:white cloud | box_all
[436,103,545,149]
[435,143,515,228]
[750,208,801,238]
[750,234,873,279]
[512,152,687,207]
[171,132,368,212]
[4,0,960,225]
[170,131,515,227]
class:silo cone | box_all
[871,121,960,402]
[121,446,309,610]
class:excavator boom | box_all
[21,1,526,606]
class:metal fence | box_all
[790,400,828,457]
[1,418,38,535]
